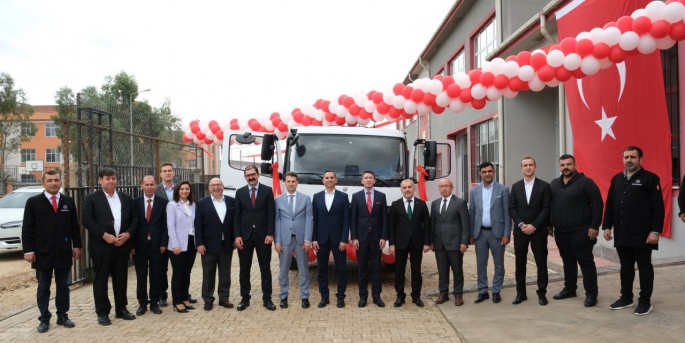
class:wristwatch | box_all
[651,231,660,235]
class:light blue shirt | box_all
[164,183,174,201]
[481,183,493,227]
[364,188,375,205]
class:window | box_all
[450,51,466,75]
[21,149,36,162]
[21,123,36,137]
[45,122,58,137]
[20,174,37,183]
[471,119,498,183]
[662,43,679,184]
[189,158,197,169]
[473,19,497,69]
[46,148,61,163]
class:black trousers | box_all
[514,233,549,295]
[160,251,169,300]
[554,230,598,296]
[316,239,347,300]
[616,246,654,303]
[395,240,423,299]
[91,247,129,316]
[169,235,197,306]
[357,238,382,300]
[201,242,233,303]
[36,267,71,322]
[133,242,164,306]
[435,249,464,296]
[238,233,273,300]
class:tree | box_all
[0,73,35,182]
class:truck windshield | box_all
[287,134,405,186]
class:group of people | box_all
[20,145,666,334]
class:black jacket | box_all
[133,195,169,253]
[195,195,235,254]
[603,168,664,250]
[549,172,603,232]
[509,178,551,236]
[82,190,139,253]
[233,183,275,241]
[388,197,431,249]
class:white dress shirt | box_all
[104,191,122,235]
[524,178,535,204]
[324,189,335,211]
[212,196,226,240]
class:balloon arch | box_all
[182,0,685,146]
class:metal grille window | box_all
[661,43,679,184]
[474,19,497,69]
[45,122,58,137]
[21,149,35,162]
[46,148,61,163]
[450,51,465,75]
[471,119,498,183]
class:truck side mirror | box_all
[260,162,273,175]
[261,134,276,161]
[236,132,256,144]
[423,141,437,181]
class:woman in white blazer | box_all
[166,181,196,313]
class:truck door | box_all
[221,131,282,197]
[409,139,456,203]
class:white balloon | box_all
[193,137,202,145]
[657,37,677,49]
[205,131,215,140]
[644,1,666,21]
[353,92,367,107]
[630,8,646,19]
[214,139,223,146]
[602,27,622,46]
[529,75,545,92]
[220,121,230,131]
[455,73,472,88]
[575,31,591,41]
[448,99,466,113]
[364,100,376,113]
[417,103,431,116]
[490,58,506,75]
[345,114,357,126]
[314,109,323,121]
[470,84,487,100]
[546,50,565,68]
[392,95,406,110]
[580,56,601,75]
[264,121,275,131]
[518,65,535,82]
[664,2,685,24]
[618,32,640,51]
[637,34,657,54]
[563,53,582,71]
[280,111,293,123]
[427,79,444,95]
[589,28,604,44]
[435,91,451,107]
[335,105,347,117]
[327,101,337,113]
[404,100,418,114]
[599,58,613,69]
[486,86,502,101]
[185,128,194,138]
[383,90,395,105]
[480,60,492,73]
[502,87,518,99]
[503,61,520,78]
[287,120,297,128]
[358,118,370,126]
[237,118,248,130]
[532,49,546,55]
[546,79,561,88]
[372,111,383,122]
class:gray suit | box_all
[155,183,173,201]
[431,195,470,296]
[469,182,511,294]
[275,192,313,299]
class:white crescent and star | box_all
[595,107,617,141]
[576,62,625,141]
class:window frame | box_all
[469,9,497,70]
[45,122,58,137]
[45,148,61,163]
[21,148,36,162]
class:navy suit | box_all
[312,189,350,300]
[350,189,388,301]
[132,195,168,307]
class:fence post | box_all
[62,119,70,189]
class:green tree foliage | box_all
[0,73,35,181]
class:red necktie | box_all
[366,191,372,213]
[251,187,256,207]
[51,195,57,213]
[146,199,152,239]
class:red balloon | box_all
[401,111,413,119]
[493,75,509,89]
[301,116,312,126]
[459,88,473,103]
[195,132,206,140]
[230,123,239,130]
[575,39,594,57]
[603,21,617,29]
[423,92,437,106]
[402,86,414,99]
[366,91,375,99]
[446,84,461,98]
[548,44,560,51]
[249,121,261,131]
[216,131,224,140]
[560,38,577,55]
[314,99,323,108]
[537,65,556,82]
[671,21,685,41]
[182,134,192,143]
[277,123,288,132]
[311,120,322,126]
[516,51,532,66]
[342,96,355,108]
[358,109,370,120]
[469,70,482,84]
[210,124,221,134]
[348,104,360,116]
[616,16,634,33]
[410,89,425,103]
[388,107,401,119]
[555,67,572,82]
[505,55,517,62]
[334,116,346,125]
[433,74,444,81]
[229,118,238,125]
[627,48,640,56]
[320,100,331,111]
[204,138,213,145]
[190,125,200,134]
[608,45,627,63]
[208,120,218,127]
[337,95,346,105]
[325,112,336,122]
[189,120,199,127]
[393,83,405,96]
[592,43,610,59]
[571,68,586,79]
[632,16,652,35]
[293,111,303,123]
[376,102,390,114]
[480,72,495,87]
[509,77,525,92]
[432,104,445,114]
[372,92,384,104]
[472,98,486,110]
[530,53,547,70]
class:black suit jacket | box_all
[233,183,275,241]
[195,195,235,254]
[133,195,168,253]
[22,193,82,270]
[350,189,388,243]
[388,197,431,250]
[82,189,139,253]
[509,178,551,236]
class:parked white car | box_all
[0,186,44,251]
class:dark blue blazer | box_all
[350,189,388,243]
[133,195,169,252]
[194,195,235,254]
[312,189,350,246]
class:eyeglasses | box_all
[245,173,258,178]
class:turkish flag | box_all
[557,0,673,237]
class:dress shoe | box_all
[373,298,385,308]
[280,297,288,308]
[302,299,310,309]
[219,300,234,309]
[434,294,449,304]
[454,296,464,306]
[37,321,49,333]
[318,298,330,308]
[188,296,198,304]
[358,298,367,308]
[150,303,162,314]
[204,302,214,311]
[264,299,277,311]
[115,309,136,320]
[539,296,549,306]
[512,294,528,305]
[412,297,425,307]
[337,298,345,308]
[183,302,195,310]
[57,316,75,328]
[492,293,502,303]
[474,293,490,304]
[136,305,147,316]
[237,298,250,311]
[553,290,577,300]
[584,295,598,307]
[173,305,189,313]
[97,315,112,325]
[394,296,405,307]
[159,298,168,307]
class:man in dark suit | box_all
[82,167,139,325]
[388,179,431,307]
[233,165,276,311]
[351,170,388,308]
[432,178,470,306]
[312,170,350,308]
[153,162,177,306]
[509,157,551,306]
[22,170,82,333]
[132,175,168,315]
[195,178,235,311]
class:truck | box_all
[220,126,455,268]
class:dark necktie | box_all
[441,198,447,214]
[251,187,256,207]
[407,199,413,220]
